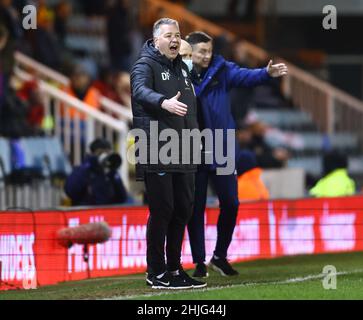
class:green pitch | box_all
[1,252,363,300]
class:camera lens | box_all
[104,153,122,170]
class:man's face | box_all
[192,41,213,69]
[179,40,192,60]
[71,72,90,91]
[154,23,181,60]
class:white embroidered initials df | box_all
[161,71,170,81]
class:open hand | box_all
[161,91,188,116]
[267,60,288,78]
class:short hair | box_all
[153,18,179,37]
[90,138,112,153]
[186,31,212,46]
[323,150,348,175]
[0,24,9,39]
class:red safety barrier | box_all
[1,196,363,290]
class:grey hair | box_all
[153,18,179,37]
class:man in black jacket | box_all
[131,18,206,290]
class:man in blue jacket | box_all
[186,32,288,277]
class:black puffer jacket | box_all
[131,39,199,180]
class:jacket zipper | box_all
[177,75,188,128]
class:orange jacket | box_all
[61,86,100,120]
[238,168,270,201]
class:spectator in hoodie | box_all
[62,65,101,120]
[17,80,45,133]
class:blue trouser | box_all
[187,167,239,263]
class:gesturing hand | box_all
[267,60,288,78]
[161,91,188,116]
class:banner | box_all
[1,196,363,290]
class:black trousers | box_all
[145,172,195,275]
[187,168,239,263]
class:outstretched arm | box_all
[226,60,288,89]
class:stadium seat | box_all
[43,136,72,177]
[17,136,72,178]
[288,155,363,177]
[0,138,11,178]
[288,156,322,176]
[348,156,363,175]
[330,133,358,152]
[21,137,72,177]
[253,109,315,130]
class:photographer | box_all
[64,138,128,206]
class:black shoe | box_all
[174,269,207,289]
[146,272,153,286]
[151,271,193,290]
[192,263,209,278]
[209,257,239,276]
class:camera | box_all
[98,152,122,171]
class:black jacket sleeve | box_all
[131,59,166,111]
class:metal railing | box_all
[14,68,130,190]
[1,182,64,211]
[14,51,133,122]
[281,61,363,148]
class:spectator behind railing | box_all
[93,69,132,110]
[62,65,101,119]
[92,66,117,100]
[112,71,131,109]
[237,120,290,169]
[64,138,129,206]
[309,150,356,198]
[73,48,98,80]
[0,86,38,138]
[16,80,45,134]
[236,149,270,202]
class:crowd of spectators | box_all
[0,0,136,139]
[0,0,138,206]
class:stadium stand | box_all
[0,136,71,210]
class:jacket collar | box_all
[192,55,225,95]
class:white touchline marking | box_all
[102,268,363,300]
